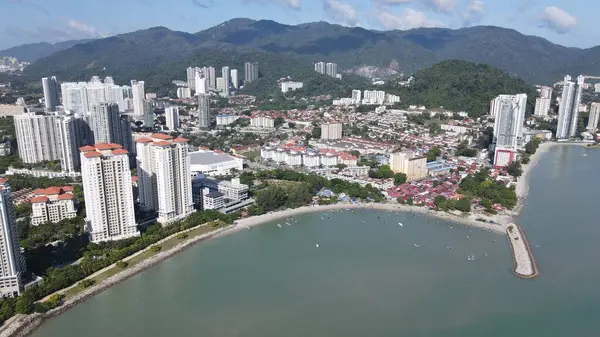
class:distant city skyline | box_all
[0,0,598,50]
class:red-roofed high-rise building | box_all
[136,134,194,224]
[80,144,139,243]
[30,186,77,226]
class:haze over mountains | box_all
[4,18,600,84]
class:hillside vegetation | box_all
[15,19,600,90]
[388,60,537,117]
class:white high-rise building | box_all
[321,123,343,140]
[244,62,259,83]
[534,98,551,117]
[80,143,139,243]
[61,79,130,114]
[314,62,325,74]
[194,72,207,95]
[326,62,338,77]
[352,90,362,104]
[165,107,180,131]
[56,115,93,172]
[206,67,216,89]
[540,86,553,99]
[90,102,134,154]
[250,116,275,128]
[42,76,59,111]
[14,113,61,164]
[492,94,527,149]
[587,103,600,132]
[222,66,230,97]
[131,80,145,117]
[186,67,198,91]
[556,75,585,139]
[198,94,211,129]
[533,86,552,117]
[492,94,527,168]
[231,69,239,89]
[363,90,386,105]
[0,179,26,297]
[135,134,194,224]
[177,87,191,99]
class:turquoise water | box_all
[30,145,600,337]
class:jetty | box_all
[506,223,538,278]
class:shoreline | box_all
[219,203,508,237]
[2,141,588,336]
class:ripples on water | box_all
[31,146,600,337]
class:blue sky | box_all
[0,0,597,50]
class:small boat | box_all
[277,224,282,228]
[398,222,403,227]
[466,236,469,239]
[246,226,251,230]
[315,244,319,248]
[583,153,588,157]
[446,246,452,250]
[413,244,421,248]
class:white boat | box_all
[315,244,319,248]
[398,222,403,227]
[413,244,421,248]
[583,153,588,156]
[277,224,282,228]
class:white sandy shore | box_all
[214,202,508,236]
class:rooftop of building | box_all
[31,186,74,203]
[80,143,129,158]
[205,191,224,198]
[190,149,240,166]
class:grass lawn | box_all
[60,224,222,300]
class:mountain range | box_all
[5,18,600,86]
[0,39,93,61]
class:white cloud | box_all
[372,0,456,13]
[462,0,484,25]
[322,0,358,26]
[375,0,412,5]
[375,8,443,30]
[540,6,577,33]
[2,18,104,44]
[282,0,301,9]
[244,0,301,10]
[67,20,104,38]
[422,0,456,13]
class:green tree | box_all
[427,147,441,162]
[506,161,523,177]
[455,198,472,212]
[393,173,407,185]
[15,290,35,314]
[274,116,285,127]
[434,195,447,209]
[311,127,321,139]
[335,163,347,170]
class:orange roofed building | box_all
[30,186,77,226]
[135,134,194,224]
[80,143,139,242]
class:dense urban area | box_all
[0,28,600,327]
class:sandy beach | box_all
[218,202,508,236]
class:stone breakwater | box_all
[506,224,538,278]
[0,226,233,337]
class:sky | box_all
[0,0,597,50]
